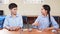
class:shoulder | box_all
[5,15,11,18]
[17,14,22,17]
[37,15,43,19]
[50,16,54,19]
[17,14,23,19]
[50,16,55,20]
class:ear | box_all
[45,10,49,14]
[45,10,47,12]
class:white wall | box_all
[0,0,60,16]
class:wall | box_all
[0,0,60,16]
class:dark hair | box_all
[8,3,17,9]
[43,5,51,27]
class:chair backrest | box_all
[0,10,4,15]
[22,16,27,24]
[0,16,5,29]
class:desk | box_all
[0,29,20,34]
[0,29,56,34]
[22,29,55,34]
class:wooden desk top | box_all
[22,29,55,34]
[0,29,56,34]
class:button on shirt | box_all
[34,15,59,29]
[3,14,23,28]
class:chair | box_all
[0,16,5,29]
[22,16,28,29]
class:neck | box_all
[43,14,47,17]
[11,14,16,18]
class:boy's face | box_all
[10,7,17,15]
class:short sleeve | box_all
[19,15,23,28]
[34,16,40,23]
[51,16,59,29]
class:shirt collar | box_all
[9,14,19,18]
[42,15,48,18]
